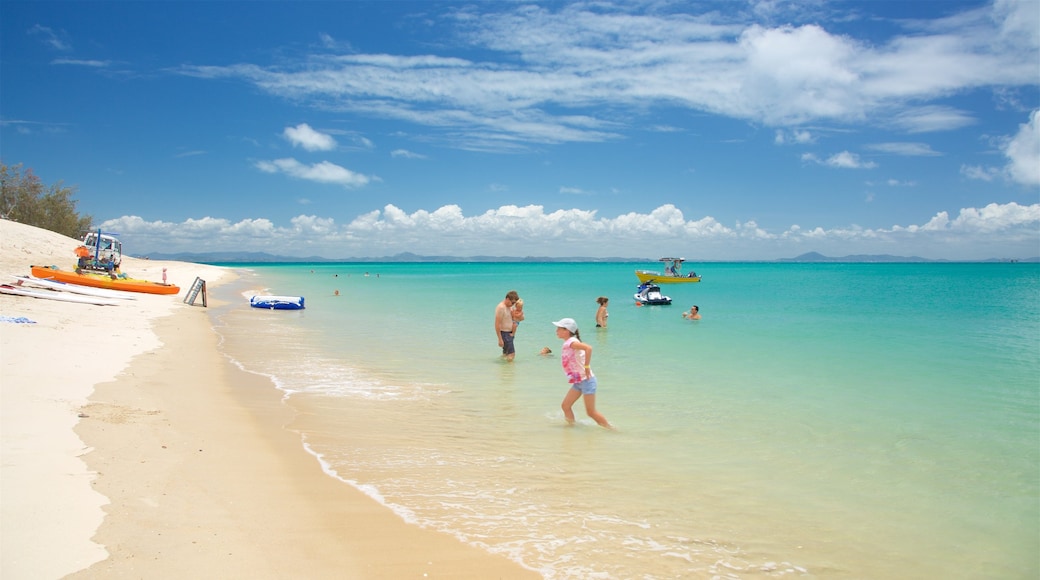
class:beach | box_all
[0,219,538,579]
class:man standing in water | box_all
[495,290,520,361]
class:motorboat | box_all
[250,295,305,310]
[634,282,671,305]
[635,257,701,284]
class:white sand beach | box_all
[0,219,537,579]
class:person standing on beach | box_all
[553,318,613,429]
[496,290,520,361]
[595,296,609,328]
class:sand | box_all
[0,219,538,579]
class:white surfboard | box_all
[11,275,137,300]
[0,284,122,306]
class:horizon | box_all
[142,248,1039,264]
[2,1,1038,261]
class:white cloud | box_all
[775,129,815,145]
[961,164,1000,182]
[51,58,111,68]
[889,106,976,134]
[866,142,941,157]
[391,149,427,159]
[283,123,337,151]
[960,109,1040,186]
[803,151,878,169]
[176,2,1040,148]
[559,186,590,195]
[28,25,70,51]
[102,201,1040,261]
[1003,109,1040,186]
[255,158,372,187]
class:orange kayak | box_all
[30,265,180,295]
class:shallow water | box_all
[208,262,1039,579]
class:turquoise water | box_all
[208,262,1039,579]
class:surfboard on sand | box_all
[0,284,122,306]
[11,275,138,300]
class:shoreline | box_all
[0,220,537,579]
[68,304,537,579]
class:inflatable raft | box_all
[250,295,305,310]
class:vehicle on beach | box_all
[634,282,672,305]
[250,295,305,310]
[77,229,122,273]
[635,257,701,283]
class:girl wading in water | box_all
[552,318,613,429]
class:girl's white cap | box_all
[552,318,578,333]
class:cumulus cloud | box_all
[1003,109,1040,186]
[255,158,372,187]
[961,109,1040,186]
[102,201,1040,261]
[283,123,337,151]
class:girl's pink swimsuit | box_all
[560,336,592,384]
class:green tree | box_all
[0,163,93,238]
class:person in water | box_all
[495,290,520,361]
[595,296,609,328]
[682,305,701,320]
[511,298,525,335]
[553,318,613,429]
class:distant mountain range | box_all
[136,250,1039,264]
[778,252,1037,263]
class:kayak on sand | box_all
[30,265,180,296]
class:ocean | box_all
[206,262,1039,579]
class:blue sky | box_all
[2,0,1038,260]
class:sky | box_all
[1,0,1038,261]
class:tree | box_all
[0,163,93,238]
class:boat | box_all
[0,283,122,306]
[11,275,137,300]
[30,265,180,295]
[634,282,671,305]
[250,295,305,310]
[635,258,701,284]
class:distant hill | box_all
[778,252,937,263]
[138,251,648,263]
[137,250,1039,264]
[778,252,1038,263]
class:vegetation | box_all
[0,163,93,239]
